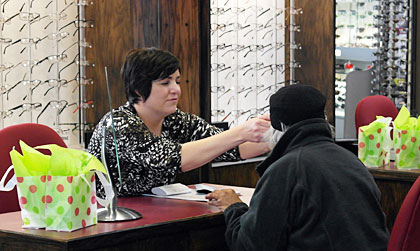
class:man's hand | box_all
[206,189,243,211]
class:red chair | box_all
[355,95,399,137]
[388,176,420,251]
[0,123,66,213]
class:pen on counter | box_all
[197,189,242,196]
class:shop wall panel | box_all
[132,0,160,48]
[85,0,134,124]
[85,0,202,125]
[294,0,335,123]
[160,0,201,116]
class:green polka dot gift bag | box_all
[0,140,113,232]
[358,116,393,167]
[393,106,420,169]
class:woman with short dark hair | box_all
[88,47,270,196]
[121,48,181,105]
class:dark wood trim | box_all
[198,0,211,183]
[294,0,335,124]
[85,0,134,125]
[333,1,337,125]
[159,0,201,115]
[85,0,203,124]
[413,0,419,113]
[368,167,420,182]
[199,0,211,121]
[367,165,419,231]
[0,215,228,251]
[209,161,260,187]
[131,0,160,48]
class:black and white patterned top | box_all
[87,102,242,197]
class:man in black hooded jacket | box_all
[206,84,389,251]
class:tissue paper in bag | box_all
[358,117,393,167]
[393,129,420,169]
[393,106,420,169]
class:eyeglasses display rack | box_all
[210,0,301,128]
[370,0,412,109]
[0,0,94,147]
[335,0,412,112]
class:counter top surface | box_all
[0,183,254,242]
[366,162,420,182]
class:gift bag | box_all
[358,116,393,167]
[1,140,113,232]
[393,106,420,169]
[43,172,97,231]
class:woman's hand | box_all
[180,113,270,172]
[206,189,243,211]
[237,114,270,143]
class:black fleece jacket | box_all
[224,118,389,251]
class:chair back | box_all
[355,95,399,137]
[0,123,66,213]
[388,176,420,251]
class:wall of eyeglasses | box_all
[335,0,412,112]
[0,0,94,147]
[210,0,302,128]
[370,0,411,108]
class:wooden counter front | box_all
[367,164,420,231]
[0,184,254,251]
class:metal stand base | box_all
[97,206,142,222]
[97,185,142,222]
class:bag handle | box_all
[1,165,115,207]
[81,170,114,207]
[0,165,17,192]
